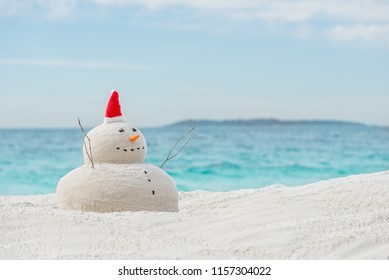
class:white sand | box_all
[1,171,389,260]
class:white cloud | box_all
[0,0,77,19]
[0,58,150,70]
[45,0,77,19]
[97,0,389,46]
[91,0,389,23]
[2,0,389,22]
[2,0,389,45]
[324,24,389,46]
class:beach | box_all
[1,171,389,260]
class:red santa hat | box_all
[104,90,125,124]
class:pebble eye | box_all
[132,128,137,132]
[119,128,124,133]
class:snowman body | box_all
[56,91,178,212]
[56,163,177,212]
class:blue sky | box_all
[0,0,388,128]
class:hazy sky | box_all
[1,0,388,128]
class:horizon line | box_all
[0,117,387,129]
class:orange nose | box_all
[129,134,140,142]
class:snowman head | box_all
[83,90,147,164]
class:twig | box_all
[160,124,198,168]
[78,117,94,169]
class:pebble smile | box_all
[116,146,145,152]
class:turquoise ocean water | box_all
[1,123,388,195]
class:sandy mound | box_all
[1,171,388,259]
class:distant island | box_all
[168,118,367,127]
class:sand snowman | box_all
[56,90,178,212]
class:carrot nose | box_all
[129,134,140,142]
